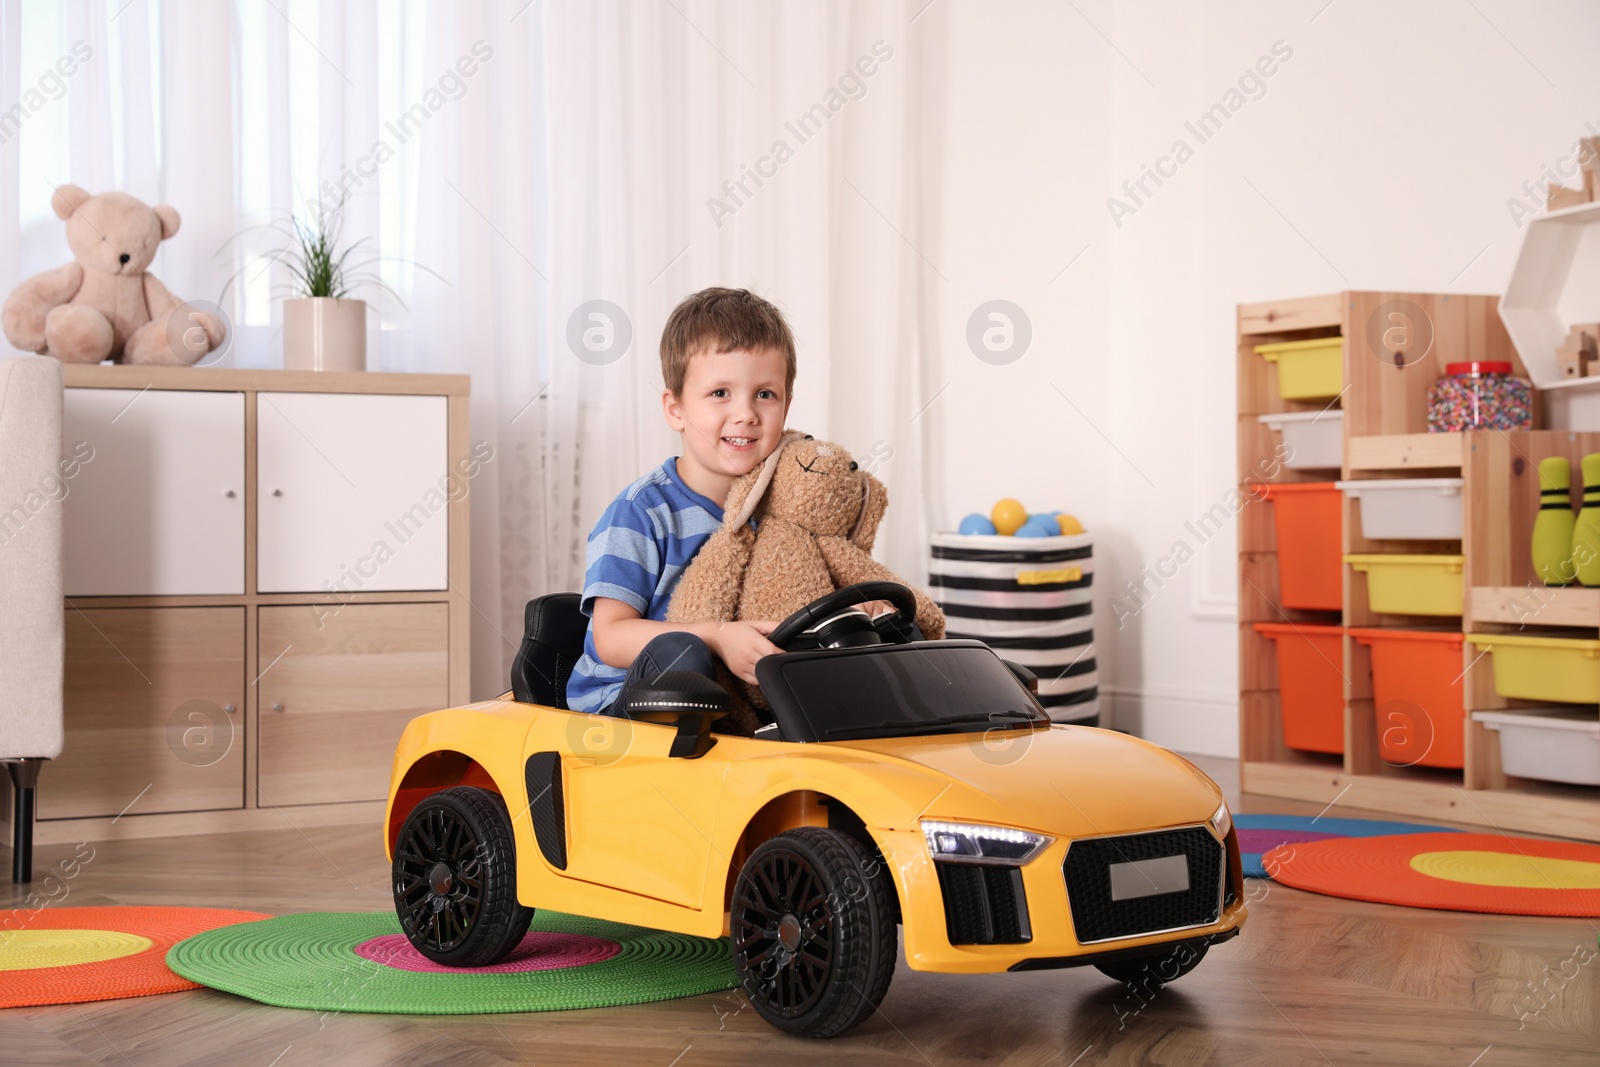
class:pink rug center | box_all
[354,932,622,974]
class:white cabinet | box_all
[256,392,449,593]
[62,388,245,596]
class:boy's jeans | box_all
[599,632,718,717]
[596,619,926,717]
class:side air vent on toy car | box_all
[523,751,567,870]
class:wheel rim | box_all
[731,847,834,1017]
[393,803,485,953]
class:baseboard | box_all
[0,800,387,847]
[1102,684,1239,758]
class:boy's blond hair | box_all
[660,288,797,398]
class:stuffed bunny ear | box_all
[726,429,809,529]
[51,184,90,220]
[849,468,888,552]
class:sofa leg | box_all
[7,759,42,884]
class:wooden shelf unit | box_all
[3,365,472,846]
[1237,291,1600,842]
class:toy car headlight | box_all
[1209,800,1232,839]
[921,820,1052,865]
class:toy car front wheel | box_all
[392,786,533,967]
[730,827,897,1038]
[1094,939,1209,990]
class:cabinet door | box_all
[62,389,245,596]
[44,607,245,819]
[257,602,449,806]
[256,393,449,593]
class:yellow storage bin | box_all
[1464,633,1600,704]
[1344,554,1464,616]
[1256,337,1343,401]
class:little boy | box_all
[563,287,796,716]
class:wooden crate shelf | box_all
[1237,291,1600,843]
[1346,432,1463,471]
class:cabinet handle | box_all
[225,489,236,498]
[223,704,237,713]
[271,703,285,712]
[271,488,283,497]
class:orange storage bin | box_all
[1254,622,1344,754]
[1349,628,1465,769]
[1250,482,1342,610]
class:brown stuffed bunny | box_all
[666,429,945,734]
[2,184,224,365]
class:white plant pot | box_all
[283,297,366,372]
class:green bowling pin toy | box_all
[1533,456,1576,586]
[1573,454,1600,587]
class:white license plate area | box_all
[1108,853,1190,901]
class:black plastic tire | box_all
[730,827,897,1038]
[392,786,534,967]
[1094,940,1209,990]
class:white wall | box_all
[916,0,1600,755]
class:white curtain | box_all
[0,0,947,700]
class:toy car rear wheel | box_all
[1094,940,1209,990]
[730,827,897,1038]
[392,786,534,967]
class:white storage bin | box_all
[1472,708,1600,786]
[1258,410,1342,470]
[1540,377,1600,431]
[1335,478,1463,541]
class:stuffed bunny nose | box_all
[118,253,130,265]
[849,461,858,471]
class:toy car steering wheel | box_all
[767,581,920,650]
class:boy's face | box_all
[664,345,791,480]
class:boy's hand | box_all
[708,620,781,685]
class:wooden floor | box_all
[1,754,1594,1066]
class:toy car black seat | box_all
[511,593,587,708]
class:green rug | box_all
[166,911,735,1014]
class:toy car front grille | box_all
[1062,827,1222,944]
[936,863,1031,945]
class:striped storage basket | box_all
[928,531,1099,724]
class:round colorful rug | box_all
[0,906,273,1007]
[1263,832,1600,915]
[1235,814,1460,878]
[166,910,736,1014]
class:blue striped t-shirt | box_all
[565,457,748,713]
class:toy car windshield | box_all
[757,640,1050,742]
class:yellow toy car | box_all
[385,582,1246,1038]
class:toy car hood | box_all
[826,724,1223,839]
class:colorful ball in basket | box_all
[959,513,998,536]
[1055,513,1085,535]
[1014,519,1058,538]
[990,498,1027,536]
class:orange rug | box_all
[1263,833,1600,916]
[0,906,273,1007]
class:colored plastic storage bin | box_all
[1251,482,1342,611]
[1256,337,1343,401]
[1464,633,1600,704]
[1344,554,1464,616]
[1349,628,1465,769]
[1258,410,1343,469]
[1471,709,1600,786]
[1254,622,1345,754]
[1335,478,1463,541]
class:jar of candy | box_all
[1426,361,1532,432]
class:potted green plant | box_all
[226,195,405,372]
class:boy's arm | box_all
[590,596,779,686]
